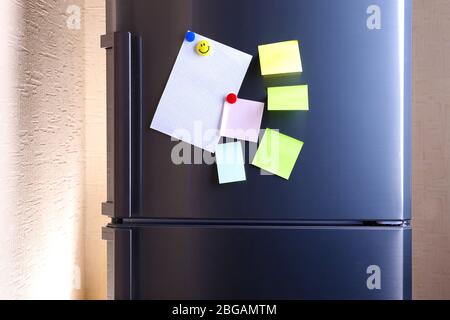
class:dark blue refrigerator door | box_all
[103,225,411,300]
[103,0,411,221]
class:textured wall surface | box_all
[0,0,107,300]
[0,0,21,299]
[412,0,450,300]
[0,0,85,299]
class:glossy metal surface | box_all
[109,0,411,221]
[108,225,411,300]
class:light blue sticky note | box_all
[215,142,247,184]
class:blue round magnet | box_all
[185,31,196,42]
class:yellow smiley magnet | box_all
[196,40,211,56]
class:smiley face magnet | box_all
[196,40,211,56]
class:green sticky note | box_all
[252,129,304,180]
[268,85,309,111]
[258,40,303,76]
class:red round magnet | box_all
[226,93,237,104]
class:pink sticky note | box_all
[220,98,265,143]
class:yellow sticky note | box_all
[268,85,309,111]
[258,40,302,76]
[252,129,304,180]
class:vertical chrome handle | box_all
[101,32,140,218]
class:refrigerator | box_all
[101,0,412,300]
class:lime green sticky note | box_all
[258,40,303,76]
[268,85,309,111]
[252,129,304,180]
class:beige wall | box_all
[0,0,85,299]
[412,0,450,300]
[84,0,107,300]
[0,0,107,300]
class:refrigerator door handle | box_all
[101,32,141,218]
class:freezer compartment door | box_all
[105,225,411,300]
